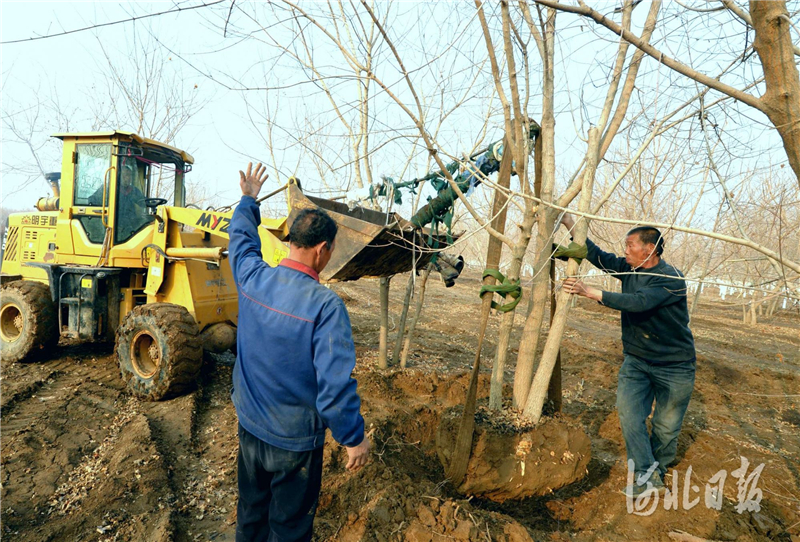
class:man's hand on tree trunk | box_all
[562,277,603,302]
[560,213,576,235]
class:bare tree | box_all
[534,0,800,188]
[203,0,799,428]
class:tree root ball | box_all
[436,407,591,502]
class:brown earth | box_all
[2,269,799,541]
[436,408,592,501]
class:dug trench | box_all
[315,369,593,541]
[1,271,799,541]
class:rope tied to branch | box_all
[480,269,522,313]
[552,242,588,264]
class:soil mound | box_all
[436,407,591,502]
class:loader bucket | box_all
[286,180,454,282]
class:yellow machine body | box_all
[1,131,288,344]
[1,130,458,399]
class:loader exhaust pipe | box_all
[36,172,61,212]
[45,171,61,198]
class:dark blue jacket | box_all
[229,196,364,451]
[586,239,695,364]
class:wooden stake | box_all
[400,265,432,368]
[378,276,391,369]
[446,135,513,485]
[392,273,415,365]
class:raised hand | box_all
[239,162,269,199]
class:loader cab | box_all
[111,142,189,244]
[112,154,150,244]
[54,132,193,262]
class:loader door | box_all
[73,143,113,245]
[113,156,152,244]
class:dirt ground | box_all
[2,269,799,541]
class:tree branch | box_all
[533,0,767,112]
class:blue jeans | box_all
[236,423,323,542]
[616,354,695,481]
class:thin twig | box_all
[223,0,237,37]
[2,1,226,45]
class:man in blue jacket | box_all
[560,214,695,498]
[229,162,370,541]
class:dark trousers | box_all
[236,423,323,542]
[617,354,696,481]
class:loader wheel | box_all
[0,280,58,363]
[116,303,203,401]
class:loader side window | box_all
[74,144,112,206]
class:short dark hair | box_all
[627,226,664,256]
[289,208,338,249]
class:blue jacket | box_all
[586,239,695,364]
[229,196,365,451]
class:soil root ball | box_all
[436,407,591,502]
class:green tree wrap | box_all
[479,269,522,313]
[552,242,588,264]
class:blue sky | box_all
[1,1,793,234]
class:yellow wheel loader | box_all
[1,131,451,400]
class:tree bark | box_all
[487,2,537,410]
[524,127,601,423]
[750,1,800,186]
[484,130,516,409]
[513,6,557,409]
[546,257,562,411]
[490,205,535,409]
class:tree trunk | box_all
[378,276,391,369]
[524,127,600,423]
[750,1,800,187]
[749,302,758,326]
[481,133,514,409]
[392,272,415,365]
[514,216,554,408]
[400,265,432,368]
[689,247,715,321]
[513,7,556,410]
[767,294,780,318]
[689,281,703,320]
[489,209,535,409]
[546,257,562,411]
[489,2,539,410]
[489,111,536,410]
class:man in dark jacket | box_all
[229,162,370,541]
[560,214,695,497]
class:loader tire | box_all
[116,303,203,401]
[0,280,58,363]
